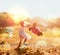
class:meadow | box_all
[0,27,60,55]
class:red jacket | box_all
[29,27,42,36]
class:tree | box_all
[0,12,15,33]
[55,18,60,27]
[0,12,15,27]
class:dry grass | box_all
[0,28,60,55]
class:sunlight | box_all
[52,28,60,36]
[7,6,30,23]
[35,41,47,48]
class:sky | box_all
[0,0,60,19]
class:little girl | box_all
[16,21,31,49]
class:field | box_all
[0,28,60,55]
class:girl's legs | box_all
[15,36,28,49]
[16,36,23,49]
[23,39,27,44]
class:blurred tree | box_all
[55,18,60,27]
[0,12,15,33]
[0,12,15,27]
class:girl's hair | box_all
[33,22,37,27]
[20,21,24,27]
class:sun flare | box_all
[7,6,29,23]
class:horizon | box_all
[0,0,60,19]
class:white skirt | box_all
[19,32,32,39]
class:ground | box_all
[0,28,60,55]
